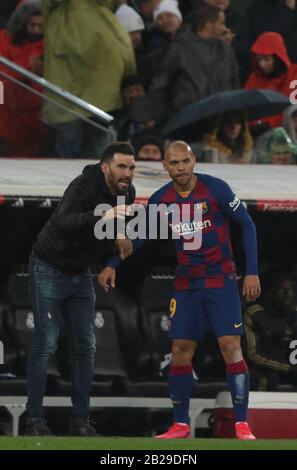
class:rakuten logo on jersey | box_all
[94,199,206,250]
[229,196,240,212]
[169,219,212,236]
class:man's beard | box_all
[107,174,131,195]
[24,31,43,43]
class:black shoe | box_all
[25,418,54,436]
[68,416,98,437]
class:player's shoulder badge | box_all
[229,195,241,211]
[196,202,208,215]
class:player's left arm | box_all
[214,179,261,302]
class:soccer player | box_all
[99,140,261,440]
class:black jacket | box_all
[33,164,135,275]
[149,29,239,116]
[245,302,297,374]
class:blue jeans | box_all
[26,255,96,418]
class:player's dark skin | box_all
[99,142,261,367]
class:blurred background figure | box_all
[121,75,146,107]
[245,32,297,129]
[201,111,254,163]
[138,0,183,91]
[139,0,183,90]
[187,0,252,82]
[245,273,297,391]
[231,0,252,15]
[131,131,164,160]
[255,127,297,164]
[117,74,147,140]
[283,105,297,146]
[0,0,46,157]
[116,3,145,51]
[144,0,183,54]
[134,0,162,24]
[151,0,183,47]
[43,0,136,158]
[147,3,239,123]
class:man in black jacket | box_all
[148,3,239,120]
[25,142,136,436]
[200,0,252,82]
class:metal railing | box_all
[0,55,114,134]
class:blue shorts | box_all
[168,279,243,342]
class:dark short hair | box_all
[258,55,288,78]
[100,141,135,164]
[121,74,143,92]
[131,131,164,159]
[194,4,221,31]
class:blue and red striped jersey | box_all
[108,173,258,290]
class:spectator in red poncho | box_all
[0,0,46,157]
[245,32,297,128]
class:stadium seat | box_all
[91,283,135,395]
[91,284,128,395]
[54,282,134,396]
[129,275,175,397]
[102,286,151,377]
[95,282,162,397]
[6,274,61,394]
[139,275,174,373]
[5,273,115,396]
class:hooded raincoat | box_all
[245,32,297,128]
[42,0,136,124]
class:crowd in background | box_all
[0,0,297,164]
